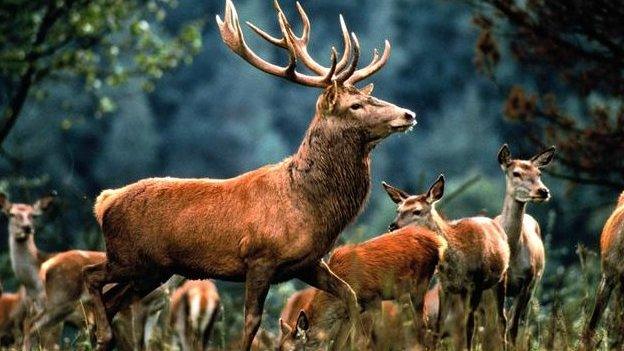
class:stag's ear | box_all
[33,191,57,214]
[426,175,445,204]
[497,144,512,169]
[382,182,409,204]
[280,318,293,336]
[296,310,309,338]
[0,192,12,215]
[531,146,556,168]
[360,83,374,95]
[325,81,339,111]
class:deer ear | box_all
[530,146,556,168]
[33,191,57,214]
[326,81,339,111]
[360,83,374,95]
[280,318,293,336]
[426,175,445,204]
[382,182,409,204]
[0,192,12,215]
[497,144,512,169]
[296,310,310,335]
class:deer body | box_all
[383,176,509,350]
[170,280,221,351]
[8,234,46,300]
[278,225,444,349]
[495,144,554,344]
[84,2,414,350]
[0,287,26,346]
[581,192,624,349]
[22,250,106,349]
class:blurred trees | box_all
[0,0,203,146]
[470,0,624,189]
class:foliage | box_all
[0,0,203,145]
[470,0,624,189]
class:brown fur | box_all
[23,250,106,349]
[170,280,220,351]
[278,225,445,349]
[0,287,26,346]
[581,191,624,348]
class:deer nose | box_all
[22,226,32,234]
[404,110,416,122]
[537,187,550,198]
[388,222,399,231]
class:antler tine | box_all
[335,32,360,83]
[335,15,352,73]
[217,0,334,88]
[346,39,391,84]
[246,21,287,48]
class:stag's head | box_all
[383,175,445,231]
[497,144,555,203]
[217,0,416,143]
[0,192,55,242]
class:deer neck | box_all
[8,233,43,296]
[501,193,526,254]
[430,206,451,241]
[290,117,371,241]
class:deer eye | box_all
[349,103,363,110]
[512,171,521,178]
[413,210,422,216]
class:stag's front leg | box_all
[241,262,274,351]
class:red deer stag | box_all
[83,1,415,350]
[278,222,444,349]
[580,192,624,350]
[170,280,220,351]
[384,175,509,350]
[495,144,554,345]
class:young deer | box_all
[170,280,220,351]
[495,144,555,344]
[0,193,55,305]
[279,288,405,351]
[580,192,624,350]
[278,224,445,349]
[83,1,415,350]
[384,175,510,350]
[23,250,107,349]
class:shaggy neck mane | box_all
[289,112,371,239]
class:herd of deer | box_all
[0,1,621,350]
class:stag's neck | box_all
[290,119,371,238]
[501,194,526,254]
[9,235,43,296]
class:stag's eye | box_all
[512,171,521,178]
[350,103,363,110]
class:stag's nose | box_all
[22,226,32,235]
[388,222,399,232]
[537,187,550,198]
[404,110,416,123]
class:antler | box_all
[216,0,390,87]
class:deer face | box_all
[278,311,316,351]
[0,193,55,242]
[319,84,416,142]
[383,175,445,231]
[498,144,555,203]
